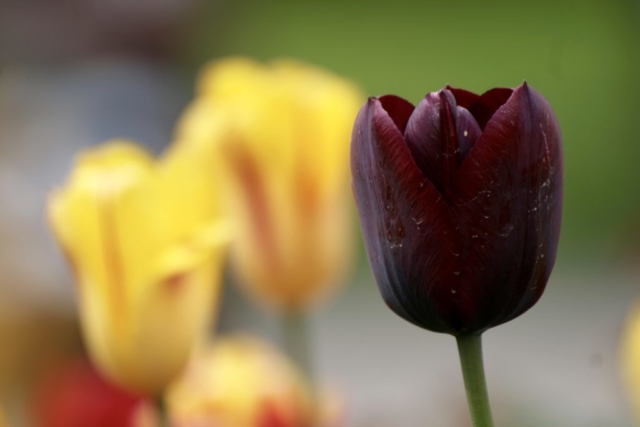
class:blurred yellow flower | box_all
[48,141,229,395]
[166,334,343,427]
[621,301,640,424]
[176,57,362,312]
[0,404,6,427]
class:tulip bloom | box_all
[176,57,362,312]
[351,83,563,335]
[48,141,229,395]
[166,335,342,427]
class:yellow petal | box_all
[269,59,363,198]
[93,237,226,394]
[48,141,156,317]
[197,56,270,99]
[166,335,311,427]
[48,140,229,395]
[178,57,363,312]
[621,301,640,424]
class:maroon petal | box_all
[404,90,459,192]
[451,82,563,332]
[468,87,513,130]
[456,106,482,160]
[446,85,480,109]
[378,95,415,133]
[351,98,460,333]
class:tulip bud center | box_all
[403,90,482,195]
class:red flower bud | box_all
[351,83,563,335]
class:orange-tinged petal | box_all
[167,335,345,427]
[166,335,311,427]
[178,57,362,312]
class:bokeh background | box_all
[1,0,639,426]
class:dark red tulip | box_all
[351,83,563,335]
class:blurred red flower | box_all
[32,360,148,427]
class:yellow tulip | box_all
[176,57,362,312]
[621,301,640,424]
[48,141,229,395]
[166,335,342,427]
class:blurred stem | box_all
[456,334,495,427]
[155,395,169,427]
[282,311,314,381]
[282,311,316,424]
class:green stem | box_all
[282,311,316,425]
[456,334,495,427]
[155,395,169,427]
[282,311,314,381]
